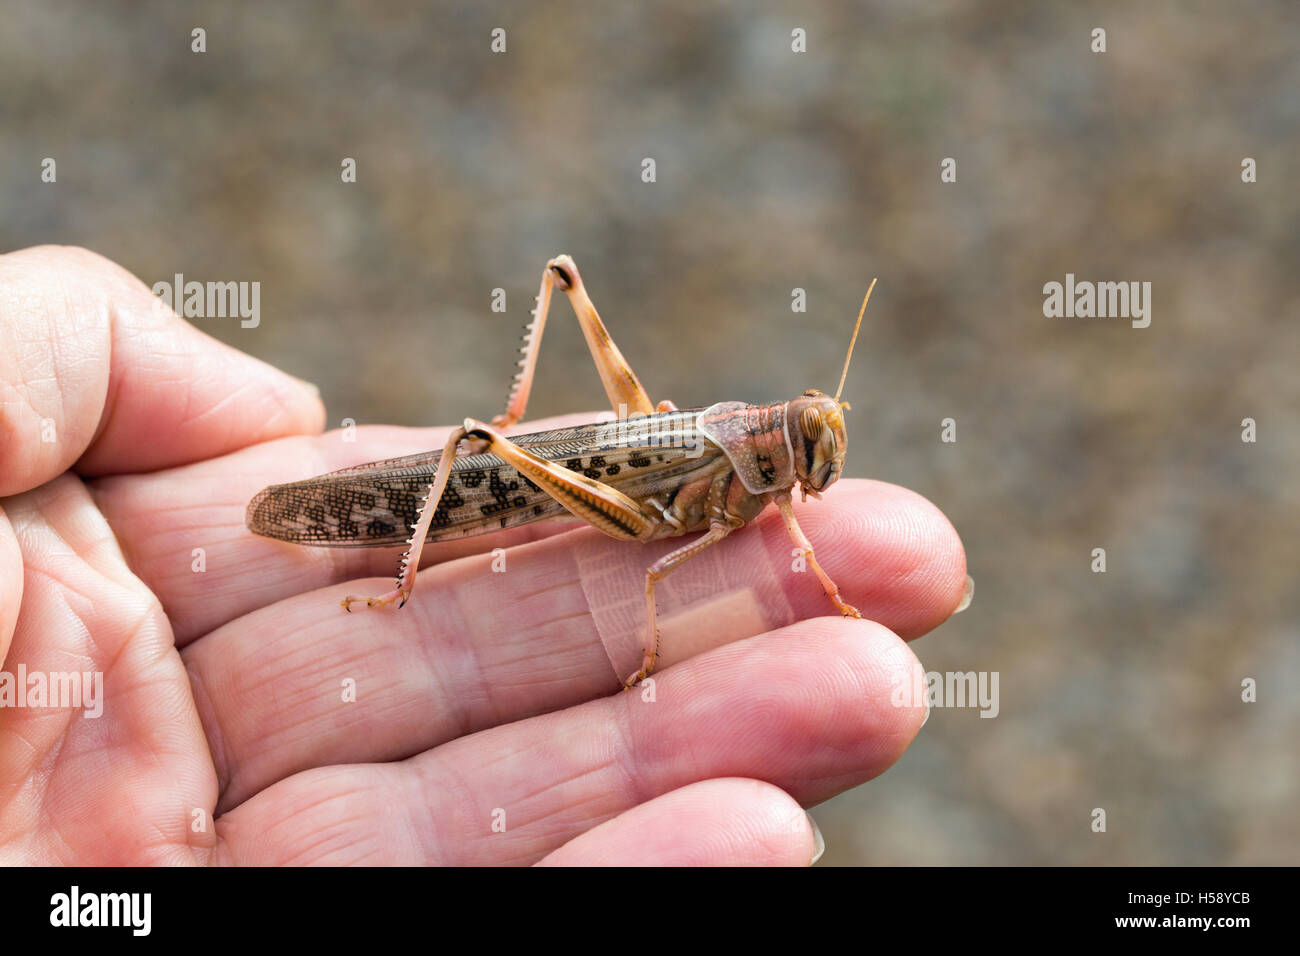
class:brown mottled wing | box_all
[246,449,566,547]
[245,408,723,547]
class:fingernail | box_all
[806,812,825,865]
[954,574,974,613]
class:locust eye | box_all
[799,406,825,442]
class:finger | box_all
[0,507,22,668]
[0,245,324,497]
[536,778,819,866]
[188,478,963,809]
[213,617,922,865]
[91,414,605,643]
[0,476,217,863]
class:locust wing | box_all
[246,409,722,547]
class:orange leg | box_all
[495,255,656,427]
[623,521,732,691]
[343,418,658,611]
[776,494,861,618]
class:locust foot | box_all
[341,587,410,612]
[837,600,862,619]
[622,653,657,692]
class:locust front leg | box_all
[495,255,658,427]
[343,418,659,612]
[775,493,862,619]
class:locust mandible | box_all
[246,256,877,690]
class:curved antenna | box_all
[834,278,877,403]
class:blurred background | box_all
[3,0,1296,864]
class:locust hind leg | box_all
[342,418,659,611]
[775,493,861,619]
[340,423,485,611]
[495,255,660,427]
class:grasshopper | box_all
[247,256,876,690]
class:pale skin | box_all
[0,245,967,865]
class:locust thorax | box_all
[786,389,848,499]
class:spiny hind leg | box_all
[495,256,656,427]
[343,417,660,612]
[341,424,484,611]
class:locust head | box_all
[787,278,876,502]
[787,390,848,500]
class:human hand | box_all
[0,245,967,865]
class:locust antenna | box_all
[835,278,876,404]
